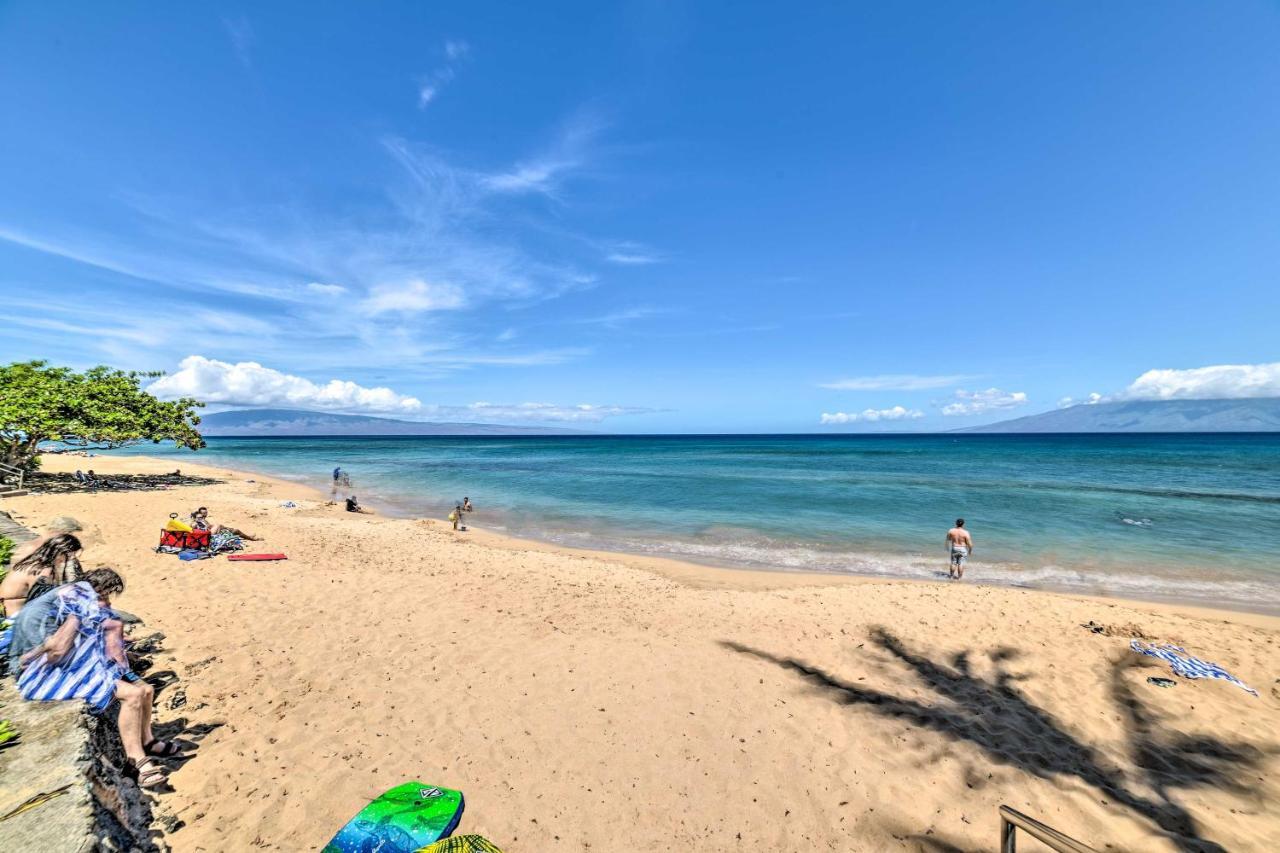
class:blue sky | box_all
[2,2,1278,432]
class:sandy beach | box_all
[5,453,1279,852]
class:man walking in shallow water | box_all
[946,518,973,579]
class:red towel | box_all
[226,553,288,561]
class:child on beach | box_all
[449,505,465,531]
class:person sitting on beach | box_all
[11,568,179,788]
[945,518,974,580]
[462,497,473,512]
[190,506,261,540]
[345,495,367,513]
[74,469,87,484]
[0,534,83,618]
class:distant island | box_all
[198,408,587,437]
[960,398,1280,433]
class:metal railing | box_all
[1000,806,1099,853]
[0,462,24,493]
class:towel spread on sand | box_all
[1129,640,1258,697]
[17,582,123,713]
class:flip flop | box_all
[144,738,184,758]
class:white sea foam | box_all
[530,527,1280,613]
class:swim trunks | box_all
[950,545,968,567]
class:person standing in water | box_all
[945,518,973,579]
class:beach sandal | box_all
[144,738,183,758]
[126,756,168,789]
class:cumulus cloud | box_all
[820,406,924,424]
[441,402,654,423]
[821,373,977,391]
[1118,362,1280,401]
[1058,392,1102,409]
[149,356,422,413]
[361,279,465,315]
[940,388,1028,417]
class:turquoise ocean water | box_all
[113,433,1280,613]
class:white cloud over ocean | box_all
[149,356,423,413]
[821,406,924,424]
[1118,362,1280,400]
[941,388,1028,417]
[147,356,655,424]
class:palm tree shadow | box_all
[721,629,1263,852]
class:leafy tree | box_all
[0,361,205,470]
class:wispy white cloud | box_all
[361,279,466,315]
[149,356,422,413]
[820,373,978,391]
[480,112,603,197]
[416,38,470,109]
[306,282,347,296]
[1117,362,1280,401]
[605,252,660,265]
[222,16,254,69]
[435,401,655,424]
[940,388,1028,416]
[820,406,924,424]
[566,307,662,328]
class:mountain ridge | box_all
[958,398,1280,433]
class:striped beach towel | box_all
[17,582,122,713]
[1130,640,1258,697]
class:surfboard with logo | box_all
[323,782,464,853]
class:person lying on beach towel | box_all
[190,506,261,540]
[0,534,83,618]
[12,569,178,788]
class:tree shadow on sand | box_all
[26,471,222,495]
[722,629,1267,852]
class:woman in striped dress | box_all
[16,569,179,788]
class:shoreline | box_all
[97,450,1280,621]
[6,453,1279,851]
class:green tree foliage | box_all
[0,361,205,470]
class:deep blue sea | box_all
[113,434,1280,612]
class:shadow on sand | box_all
[722,628,1267,852]
[26,471,222,495]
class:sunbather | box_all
[11,568,178,788]
[190,506,261,540]
[0,533,83,618]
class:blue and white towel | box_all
[1130,640,1258,697]
[17,582,122,713]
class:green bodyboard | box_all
[323,782,464,853]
